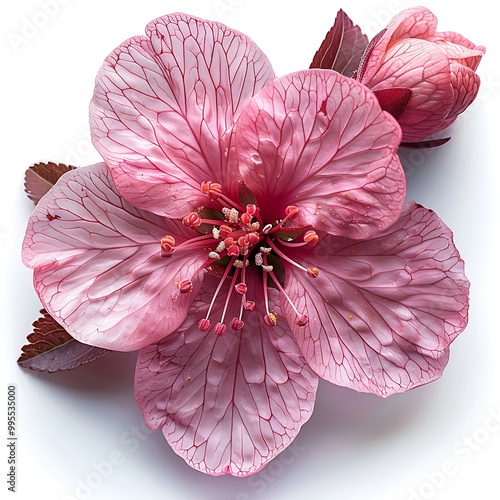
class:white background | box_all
[1,1,499,499]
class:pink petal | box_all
[436,31,486,69]
[282,202,469,397]
[445,62,481,121]
[22,163,207,351]
[235,69,405,239]
[135,274,318,476]
[90,13,274,218]
[360,7,438,84]
[367,39,454,141]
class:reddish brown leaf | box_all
[400,138,451,149]
[353,28,387,81]
[18,309,108,372]
[24,162,76,205]
[310,9,368,77]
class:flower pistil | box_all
[160,182,320,334]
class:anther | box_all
[198,319,211,331]
[201,181,222,199]
[246,232,260,246]
[222,207,239,223]
[255,253,263,266]
[231,318,244,330]
[246,204,257,216]
[214,322,227,336]
[307,267,319,278]
[285,205,299,218]
[240,212,252,225]
[296,314,309,326]
[182,212,201,229]
[237,235,247,248]
[262,224,273,234]
[262,265,273,273]
[208,251,220,260]
[244,301,256,311]
[177,279,193,294]
[235,283,247,295]
[264,312,277,326]
[259,247,272,255]
[220,226,232,239]
[223,237,234,248]
[227,244,240,256]
[160,235,176,257]
[238,232,259,249]
[303,230,319,246]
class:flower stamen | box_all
[177,279,193,294]
[269,205,299,233]
[265,237,319,277]
[266,266,309,327]
[160,235,176,257]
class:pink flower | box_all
[355,7,485,142]
[22,13,469,476]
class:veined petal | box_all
[135,274,318,476]
[360,7,438,84]
[282,202,469,397]
[445,62,481,121]
[90,13,274,217]
[367,39,454,141]
[436,32,486,70]
[22,163,207,351]
[235,69,405,239]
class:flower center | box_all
[160,181,319,334]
